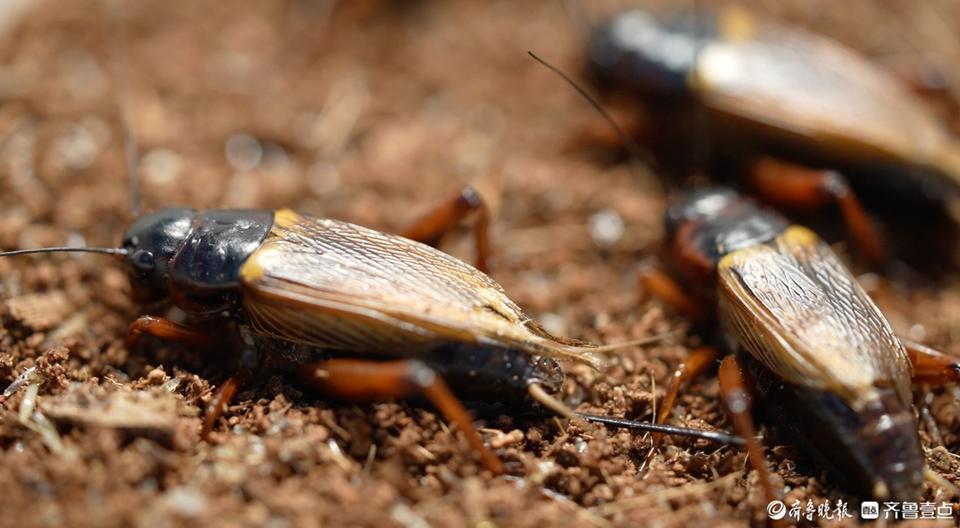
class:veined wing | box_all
[693,16,960,183]
[239,210,601,367]
[717,226,912,409]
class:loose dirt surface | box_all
[2,1,960,527]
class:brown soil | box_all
[1,1,959,527]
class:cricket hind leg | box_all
[297,358,504,474]
[399,185,492,272]
[745,157,886,266]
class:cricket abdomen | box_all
[748,356,924,501]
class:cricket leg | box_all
[399,185,492,272]
[201,370,251,438]
[297,358,503,474]
[718,354,779,508]
[746,157,886,265]
[657,346,719,424]
[903,340,960,385]
[636,264,705,322]
[125,315,211,350]
[125,316,248,440]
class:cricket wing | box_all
[239,211,601,367]
[717,226,912,408]
[694,17,960,185]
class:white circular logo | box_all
[767,500,787,520]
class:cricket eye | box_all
[130,249,155,274]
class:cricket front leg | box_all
[125,316,251,439]
[125,315,211,350]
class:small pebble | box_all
[489,429,524,449]
[163,486,207,517]
[146,368,166,385]
[588,208,625,248]
[142,148,183,185]
[225,134,263,171]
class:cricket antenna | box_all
[0,247,129,258]
[526,51,667,193]
[577,412,744,445]
[527,383,743,446]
